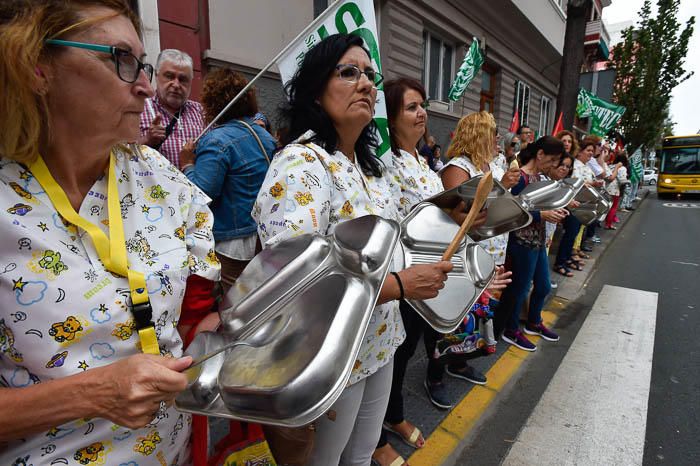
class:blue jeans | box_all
[555,214,581,267]
[496,241,552,333]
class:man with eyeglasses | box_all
[138,49,204,167]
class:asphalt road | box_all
[459,191,700,465]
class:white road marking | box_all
[503,285,658,466]
[662,202,700,208]
[671,261,699,267]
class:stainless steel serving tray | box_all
[424,176,584,241]
[570,185,612,225]
[425,177,531,241]
[398,202,495,332]
[175,215,400,426]
[517,178,585,211]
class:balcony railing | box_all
[585,19,611,47]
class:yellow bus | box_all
[657,134,700,197]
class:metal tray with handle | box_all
[397,202,496,333]
[175,215,400,427]
[424,176,585,241]
[569,184,612,225]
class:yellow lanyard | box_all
[28,152,160,354]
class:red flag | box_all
[509,111,520,133]
[615,136,624,153]
[552,112,564,135]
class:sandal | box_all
[566,259,584,271]
[569,256,586,268]
[554,265,574,277]
[372,444,407,466]
[570,254,586,265]
[573,250,591,259]
[383,421,424,449]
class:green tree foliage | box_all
[609,0,694,151]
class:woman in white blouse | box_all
[371,78,454,466]
[441,112,521,265]
[253,34,452,466]
[0,2,220,465]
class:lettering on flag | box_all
[277,0,391,161]
[448,38,484,102]
[576,88,626,137]
[629,148,644,183]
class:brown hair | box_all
[383,77,427,155]
[579,136,598,156]
[446,111,496,170]
[201,67,258,124]
[580,137,599,149]
[555,129,579,158]
[0,0,140,163]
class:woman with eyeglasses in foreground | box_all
[0,1,220,464]
[253,34,453,465]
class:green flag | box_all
[576,88,626,137]
[629,148,644,183]
[448,38,484,102]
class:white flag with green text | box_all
[276,0,391,161]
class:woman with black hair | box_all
[495,136,568,352]
[551,152,581,277]
[253,34,452,465]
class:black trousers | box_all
[555,214,581,267]
[376,300,444,448]
[585,221,599,238]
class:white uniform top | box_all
[573,159,596,183]
[389,148,444,217]
[0,146,220,465]
[252,131,405,384]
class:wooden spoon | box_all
[441,171,494,261]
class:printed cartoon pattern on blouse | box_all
[573,159,595,183]
[389,149,443,218]
[0,144,219,466]
[253,132,405,384]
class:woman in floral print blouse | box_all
[253,34,452,466]
[0,2,220,465]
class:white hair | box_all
[156,49,194,74]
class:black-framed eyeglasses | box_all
[335,64,384,87]
[45,39,154,83]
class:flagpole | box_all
[194,0,344,142]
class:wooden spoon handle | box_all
[441,172,494,261]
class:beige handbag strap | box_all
[239,120,271,165]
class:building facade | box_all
[139,0,575,149]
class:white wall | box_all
[137,0,160,68]
[206,0,314,73]
[512,0,566,53]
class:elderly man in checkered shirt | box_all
[138,49,205,167]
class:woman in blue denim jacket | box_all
[180,68,276,289]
